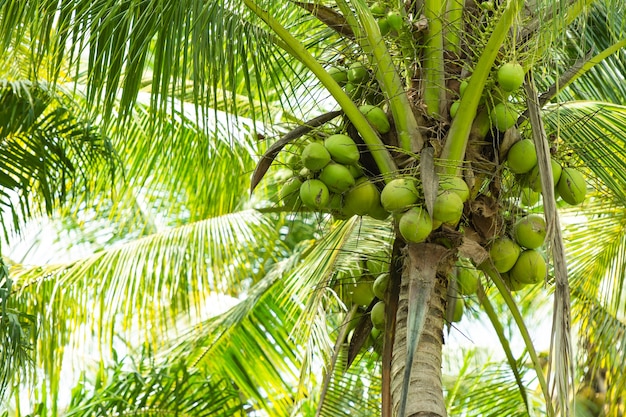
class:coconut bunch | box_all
[327,60,386,106]
[276,103,393,220]
[332,250,391,352]
[262,44,591,337]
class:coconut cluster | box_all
[451,61,525,132]
[369,2,404,36]
[327,60,385,106]
[277,131,392,220]
[488,213,549,291]
[506,139,587,206]
[386,175,469,244]
[333,249,391,350]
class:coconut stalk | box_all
[348,0,424,153]
[439,0,524,177]
[444,0,464,54]
[243,0,397,179]
[479,262,555,417]
[422,0,446,118]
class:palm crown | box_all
[1,1,625,416]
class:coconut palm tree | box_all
[1,1,625,416]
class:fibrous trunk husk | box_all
[391,244,448,417]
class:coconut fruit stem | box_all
[439,0,524,176]
[350,0,424,153]
[479,262,555,416]
[244,0,398,180]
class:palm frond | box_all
[154,216,394,416]
[444,350,546,416]
[0,1,338,126]
[0,79,118,238]
[63,348,246,417]
[543,101,626,204]
[9,209,283,411]
[0,261,36,404]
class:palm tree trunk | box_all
[391,244,448,417]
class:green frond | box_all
[445,351,546,416]
[0,1,336,126]
[9,209,283,411]
[63,350,246,417]
[315,342,382,417]
[150,221,389,416]
[543,101,626,204]
[0,261,37,403]
[0,79,118,239]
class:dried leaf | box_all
[347,299,375,368]
[249,111,341,193]
[292,2,354,39]
[524,73,573,416]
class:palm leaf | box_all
[9,209,284,411]
[0,1,337,127]
[445,353,546,416]
[0,79,118,238]
[63,350,245,417]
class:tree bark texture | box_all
[391,244,448,417]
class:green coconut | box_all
[327,193,344,211]
[457,264,480,295]
[440,175,470,202]
[450,299,464,323]
[324,134,360,165]
[348,62,369,84]
[301,142,331,171]
[328,66,348,86]
[371,300,386,330]
[380,177,419,212]
[491,102,518,131]
[299,179,330,210]
[344,82,363,99]
[510,249,547,284]
[350,280,375,306]
[370,1,386,16]
[459,79,469,97]
[377,17,390,36]
[557,167,587,205]
[343,177,380,216]
[279,177,303,209]
[359,104,390,134]
[497,61,525,92]
[386,11,403,31]
[346,164,364,179]
[398,206,433,243]
[285,150,303,171]
[368,199,390,220]
[513,214,546,249]
[528,158,563,192]
[503,273,527,292]
[432,190,464,226]
[450,100,460,118]
[372,273,390,300]
[520,187,540,207]
[507,139,537,174]
[319,163,355,193]
[489,237,522,273]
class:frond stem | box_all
[243,0,397,179]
